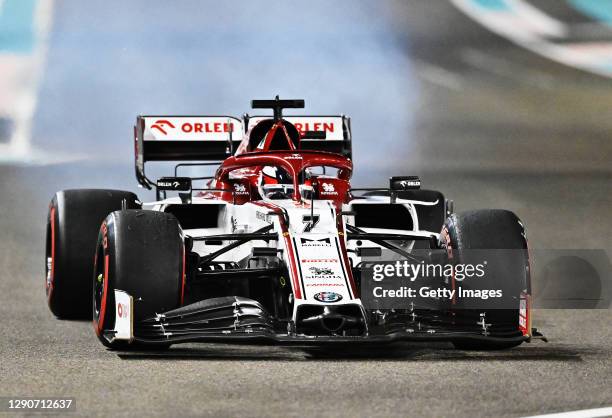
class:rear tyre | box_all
[441,210,530,350]
[46,189,140,319]
[93,210,185,350]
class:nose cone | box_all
[297,305,366,335]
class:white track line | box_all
[451,0,612,79]
[522,406,612,418]
[450,0,566,43]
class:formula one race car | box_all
[45,97,535,350]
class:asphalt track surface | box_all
[1,1,611,417]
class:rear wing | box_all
[245,115,352,157]
[134,114,352,189]
[134,115,243,188]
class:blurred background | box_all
[1,0,610,251]
[0,1,610,416]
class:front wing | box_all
[106,292,530,347]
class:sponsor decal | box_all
[390,176,421,191]
[322,183,334,192]
[313,291,343,303]
[102,222,108,250]
[113,290,133,340]
[151,119,235,136]
[399,179,420,189]
[286,153,303,160]
[300,237,331,247]
[301,258,338,263]
[293,122,336,134]
[117,302,129,319]
[156,177,191,191]
[309,267,334,276]
[158,180,180,188]
[320,182,338,196]
[181,122,235,133]
[306,283,345,287]
[233,183,249,195]
[143,117,243,141]
[519,294,529,333]
[305,266,343,281]
[247,116,345,141]
[151,119,175,135]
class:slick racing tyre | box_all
[441,210,530,350]
[46,189,140,319]
[93,210,185,349]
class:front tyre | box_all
[441,210,530,350]
[93,210,185,349]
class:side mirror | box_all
[390,176,421,191]
[156,177,192,192]
[156,177,192,203]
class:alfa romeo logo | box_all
[313,292,343,303]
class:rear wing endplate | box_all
[134,115,243,188]
[134,114,352,189]
[245,115,352,157]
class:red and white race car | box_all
[45,97,534,349]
